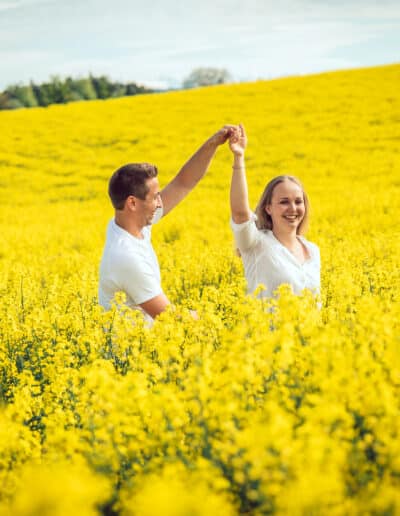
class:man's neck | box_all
[115,212,144,239]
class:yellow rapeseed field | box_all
[0,64,399,515]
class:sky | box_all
[0,0,399,90]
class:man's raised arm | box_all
[160,125,234,216]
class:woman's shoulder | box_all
[257,229,284,255]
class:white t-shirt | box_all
[231,213,320,298]
[98,208,163,321]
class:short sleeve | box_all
[230,212,260,252]
[117,256,162,305]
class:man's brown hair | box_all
[108,163,158,210]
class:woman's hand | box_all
[229,124,247,156]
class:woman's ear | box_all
[265,204,271,215]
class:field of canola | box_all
[0,64,399,515]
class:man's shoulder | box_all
[101,219,157,270]
[106,220,148,249]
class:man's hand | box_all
[209,125,237,147]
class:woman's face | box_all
[265,180,305,232]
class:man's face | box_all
[137,177,162,226]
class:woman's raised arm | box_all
[229,124,251,223]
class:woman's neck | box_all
[272,228,298,248]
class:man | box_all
[98,126,233,322]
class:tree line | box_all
[0,68,232,110]
[0,75,154,110]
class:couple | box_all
[99,125,320,323]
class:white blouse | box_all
[231,213,320,298]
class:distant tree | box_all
[0,92,11,109]
[0,91,23,109]
[5,98,24,109]
[126,82,147,95]
[182,67,231,89]
[73,78,97,100]
[4,84,38,108]
[65,77,81,101]
[31,81,50,107]
[91,75,112,99]
[110,82,127,98]
[49,75,69,104]
[32,77,65,106]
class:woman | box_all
[229,124,320,299]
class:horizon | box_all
[1,62,399,94]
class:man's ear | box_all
[126,195,137,211]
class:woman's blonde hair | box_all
[255,175,310,235]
